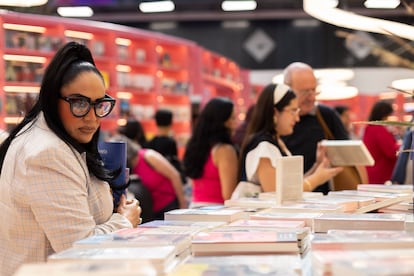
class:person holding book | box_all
[0,42,142,276]
[238,83,342,193]
[183,97,238,207]
[282,62,366,193]
[113,119,188,220]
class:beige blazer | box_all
[0,113,132,276]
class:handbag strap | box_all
[315,107,334,139]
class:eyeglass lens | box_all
[64,95,115,118]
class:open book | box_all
[320,140,375,166]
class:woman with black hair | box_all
[183,97,238,207]
[0,42,141,275]
[239,83,342,192]
[362,100,400,184]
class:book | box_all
[98,141,127,206]
[357,184,413,194]
[299,196,360,212]
[320,139,374,166]
[48,246,179,274]
[259,191,324,200]
[164,207,245,222]
[260,202,345,214]
[313,213,407,233]
[169,254,303,276]
[191,229,300,256]
[250,210,323,227]
[311,248,414,276]
[354,192,411,213]
[224,197,278,209]
[276,155,303,205]
[227,219,306,229]
[73,231,191,255]
[311,229,414,250]
[14,261,158,276]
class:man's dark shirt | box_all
[282,104,349,194]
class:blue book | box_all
[98,141,127,207]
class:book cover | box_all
[98,141,127,207]
[262,202,345,213]
[250,210,323,227]
[357,184,413,194]
[73,232,191,255]
[320,139,374,166]
[191,230,299,255]
[313,213,406,233]
[164,208,245,222]
[276,155,304,205]
[311,230,414,250]
[227,219,306,229]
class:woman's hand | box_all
[310,157,343,187]
[116,194,142,227]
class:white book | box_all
[357,184,413,194]
[354,192,412,213]
[313,213,406,233]
[311,229,414,250]
[164,207,245,222]
[320,139,374,166]
[276,155,304,205]
[250,210,323,227]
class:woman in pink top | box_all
[116,119,187,220]
[183,97,238,207]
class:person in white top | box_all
[238,83,343,192]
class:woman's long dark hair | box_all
[0,41,116,183]
[183,97,234,179]
[238,83,296,178]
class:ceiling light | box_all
[64,30,94,40]
[139,1,175,13]
[221,0,257,12]
[364,0,400,9]
[57,6,93,17]
[0,0,47,7]
[304,0,414,40]
[3,23,45,33]
[317,85,359,100]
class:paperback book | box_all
[164,207,245,222]
[313,213,407,233]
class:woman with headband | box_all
[238,83,342,192]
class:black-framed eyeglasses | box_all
[59,94,116,118]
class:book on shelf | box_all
[357,184,413,194]
[191,229,300,256]
[164,207,245,222]
[311,229,414,250]
[313,213,407,233]
[139,219,227,233]
[320,139,374,166]
[276,155,303,205]
[249,210,323,227]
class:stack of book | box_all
[164,206,246,222]
[313,213,407,233]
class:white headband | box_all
[273,83,290,105]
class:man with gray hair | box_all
[281,62,350,194]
